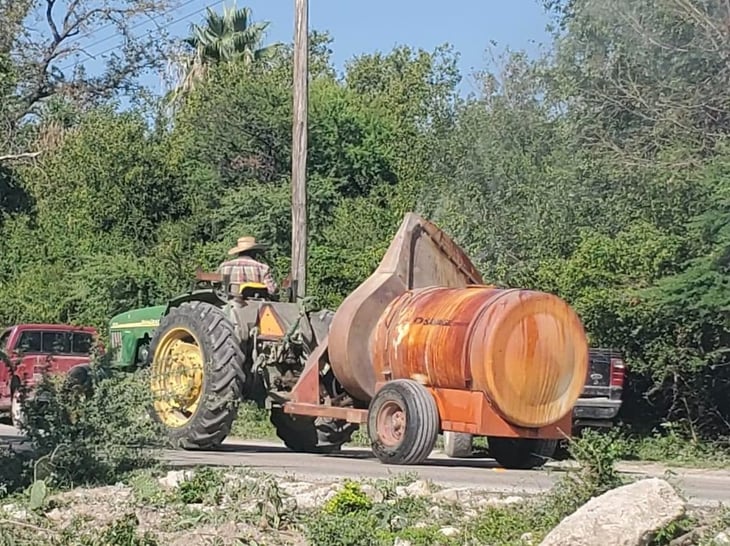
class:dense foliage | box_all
[0,0,728,440]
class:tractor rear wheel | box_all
[148,301,247,450]
[270,409,358,454]
[487,436,558,469]
[443,431,474,458]
[368,379,440,465]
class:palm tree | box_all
[166,3,280,105]
[185,3,278,65]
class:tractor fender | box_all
[164,289,227,316]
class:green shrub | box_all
[15,356,164,490]
[176,467,224,505]
[322,480,372,515]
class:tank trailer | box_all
[110,213,589,469]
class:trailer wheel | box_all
[443,431,473,458]
[270,409,357,454]
[368,379,440,465]
[487,436,558,469]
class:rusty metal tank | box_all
[368,285,589,429]
[327,213,485,403]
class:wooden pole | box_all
[291,0,308,301]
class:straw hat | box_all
[227,236,267,255]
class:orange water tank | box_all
[369,286,589,428]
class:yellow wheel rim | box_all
[150,326,205,428]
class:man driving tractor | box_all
[217,236,278,297]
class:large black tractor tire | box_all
[270,409,358,454]
[487,436,558,470]
[368,379,440,465]
[148,301,247,450]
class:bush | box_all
[9,355,164,493]
[0,513,160,546]
[176,467,225,505]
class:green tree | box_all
[172,3,280,100]
[185,4,278,65]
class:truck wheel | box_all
[368,379,440,465]
[148,301,247,450]
[443,431,473,458]
[487,437,558,469]
[10,391,26,430]
[270,409,357,454]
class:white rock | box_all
[2,504,28,520]
[158,470,192,489]
[715,531,730,545]
[359,484,385,503]
[539,478,685,546]
[323,489,339,503]
[404,480,431,497]
[393,538,412,546]
[521,532,534,545]
[45,508,63,522]
[477,495,524,508]
[432,487,471,503]
[439,526,460,537]
[294,492,324,510]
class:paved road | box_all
[2,424,729,506]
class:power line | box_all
[57,1,221,73]
[64,0,201,55]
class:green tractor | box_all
[109,270,358,452]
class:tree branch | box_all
[46,0,61,43]
[0,151,42,162]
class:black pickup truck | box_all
[573,347,625,430]
[442,347,626,458]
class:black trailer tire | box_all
[270,409,358,454]
[148,301,247,450]
[368,379,440,465]
[487,437,558,469]
[443,431,474,458]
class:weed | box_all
[177,467,225,505]
[0,445,34,500]
[650,514,698,545]
[127,471,172,508]
[16,357,163,491]
[87,513,158,546]
[230,402,276,440]
[369,471,419,500]
[251,474,292,530]
[322,480,372,516]
[622,423,730,468]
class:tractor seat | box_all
[235,282,271,301]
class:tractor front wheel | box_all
[148,301,247,450]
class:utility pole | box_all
[291,0,308,301]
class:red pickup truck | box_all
[0,323,99,427]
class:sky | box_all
[56,0,554,98]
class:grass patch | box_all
[617,423,730,469]
[229,401,276,440]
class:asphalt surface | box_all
[2,424,729,506]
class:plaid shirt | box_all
[217,256,278,295]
